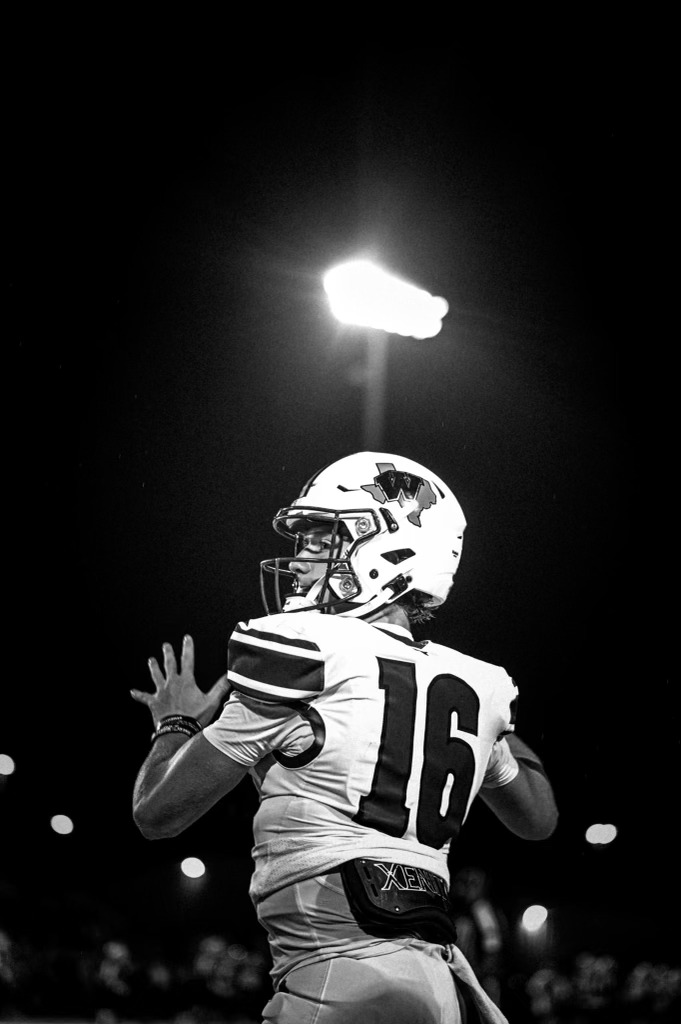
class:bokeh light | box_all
[50,814,74,835]
[522,904,548,932]
[0,754,15,775]
[181,856,206,878]
[586,823,618,846]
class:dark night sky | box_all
[6,25,675,962]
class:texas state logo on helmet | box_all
[260,452,466,619]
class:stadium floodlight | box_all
[323,259,448,339]
[323,259,449,447]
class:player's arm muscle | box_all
[478,734,559,840]
[133,732,248,839]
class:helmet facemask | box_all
[260,507,381,615]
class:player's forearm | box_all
[506,733,546,769]
[133,733,197,839]
[133,731,248,839]
[480,737,558,840]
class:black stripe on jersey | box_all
[377,627,429,651]
[229,638,324,694]
[273,701,326,768]
[230,681,300,704]
[234,625,321,652]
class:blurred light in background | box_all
[323,259,449,339]
[50,813,74,835]
[522,904,548,933]
[0,753,15,775]
[181,856,206,878]
[228,943,248,961]
[585,823,618,846]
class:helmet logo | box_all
[361,462,437,526]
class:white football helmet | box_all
[260,452,466,618]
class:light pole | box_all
[363,328,388,450]
[323,259,448,449]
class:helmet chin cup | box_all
[259,557,362,615]
[282,594,317,612]
[262,452,466,618]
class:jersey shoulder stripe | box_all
[235,623,322,652]
[228,670,320,704]
[228,626,325,703]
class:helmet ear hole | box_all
[381,548,415,566]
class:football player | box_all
[132,452,558,1024]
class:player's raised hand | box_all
[131,635,231,729]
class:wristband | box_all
[482,737,519,789]
[158,714,202,732]
[150,715,202,744]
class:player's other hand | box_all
[131,635,231,729]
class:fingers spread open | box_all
[147,657,165,688]
[162,643,177,679]
[181,634,195,675]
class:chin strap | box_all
[282,594,317,612]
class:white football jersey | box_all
[203,611,517,902]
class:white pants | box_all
[261,943,462,1024]
[256,872,508,1024]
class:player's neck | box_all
[364,603,412,632]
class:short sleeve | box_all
[202,692,318,766]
